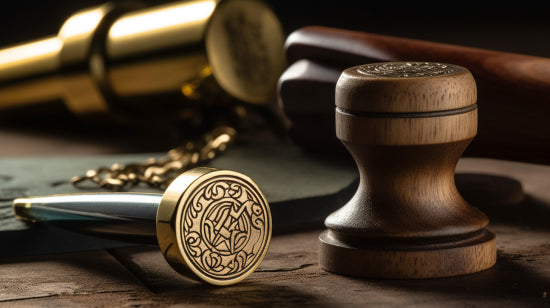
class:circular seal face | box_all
[357,62,460,78]
[205,0,285,103]
[176,170,271,285]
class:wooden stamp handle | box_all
[319,62,496,278]
[281,26,550,165]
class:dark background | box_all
[0,0,549,157]
[1,0,550,57]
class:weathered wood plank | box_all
[457,158,550,230]
[104,223,550,307]
[0,250,153,306]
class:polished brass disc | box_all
[157,167,271,285]
[205,0,285,103]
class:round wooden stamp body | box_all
[319,62,496,278]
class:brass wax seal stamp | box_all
[14,167,272,286]
[157,168,271,285]
[319,61,496,279]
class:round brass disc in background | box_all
[205,0,285,103]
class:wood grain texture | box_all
[335,62,477,113]
[0,250,149,305]
[319,229,496,279]
[320,62,496,278]
[1,225,548,307]
[336,109,477,145]
[327,141,488,238]
[279,26,550,165]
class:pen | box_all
[13,167,272,286]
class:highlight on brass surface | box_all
[12,167,272,286]
[157,168,271,285]
[0,0,285,123]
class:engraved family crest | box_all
[357,62,459,78]
[181,175,269,280]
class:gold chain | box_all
[70,63,286,191]
[71,64,247,190]
[71,125,236,190]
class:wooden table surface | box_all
[1,219,550,307]
[0,127,549,307]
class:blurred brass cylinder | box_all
[0,0,285,125]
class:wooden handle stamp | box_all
[319,62,497,278]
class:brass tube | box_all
[106,0,216,59]
[0,0,285,124]
[0,37,62,82]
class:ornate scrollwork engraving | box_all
[357,62,459,78]
[181,175,269,280]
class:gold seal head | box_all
[156,167,271,285]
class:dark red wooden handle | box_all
[280,26,550,165]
